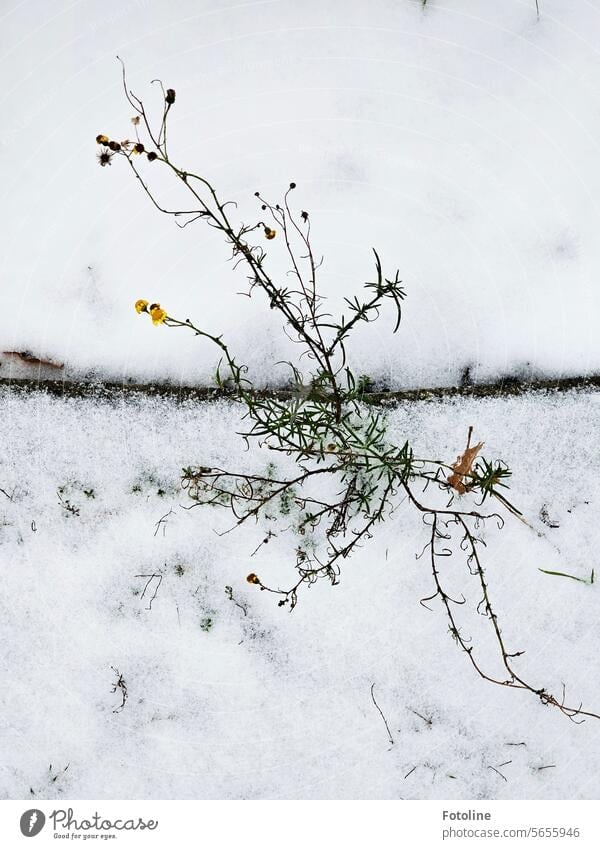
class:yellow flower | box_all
[134,299,149,314]
[96,134,109,145]
[150,305,168,325]
[264,227,276,240]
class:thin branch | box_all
[370,683,395,746]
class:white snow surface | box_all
[3,0,600,387]
[1,387,599,800]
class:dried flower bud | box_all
[131,116,140,125]
[147,151,158,162]
[108,141,121,151]
[246,573,260,585]
[166,88,176,104]
[96,134,109,145]
[133,142,145,154]
[289,182,296,189]
[264,227,276,240]
[97,151,113,167]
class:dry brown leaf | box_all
[448,435,484,494]
[3,351,64,370]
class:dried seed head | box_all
[246,573,260,585]
[97,150,113,167]
[165,88,176,104]
[108,141,121,151]
[147,151,158,162]
[96,134,109,145]
[133,142,145,154]
[289,182,296,189]
[264,227,276,240]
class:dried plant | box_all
[95,61,599,721]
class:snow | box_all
[3,0,600,807]
[3,0,600,387]
[1,386,600,800]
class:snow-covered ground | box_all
[4,0,600,387]
[1,386,599,800]
[3,0,600,807]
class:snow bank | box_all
[3,1,600,386]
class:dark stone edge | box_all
[2,374,600,405]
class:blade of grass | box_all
[539,568,594,585]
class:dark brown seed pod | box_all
[97,151,113,167]
[165,88,176,104]
[133,142,145,154]
[147,151,158,162]
[108,141,121,151]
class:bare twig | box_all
[225,585,248,616]
[408,708,433,727]
[135,573,163,610]
[154,509,175,537]
[370,683,395,746]
[487,760,512,782]
[110,667,128,713]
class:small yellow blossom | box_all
[96,134,109,145]
[264,227,276,240]
[134,299,149,314]
[150,305,168,325]
[246,573,260,585]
